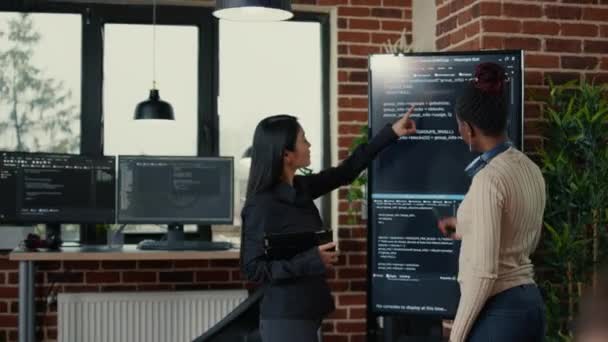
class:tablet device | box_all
[264,229,333,260]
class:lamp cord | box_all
[152,0,157,89]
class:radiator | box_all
[58,290,249,342]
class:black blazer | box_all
[240,125,398,320]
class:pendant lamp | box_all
[134,0,174,120]
[213,0,293,22]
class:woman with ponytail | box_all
[437,63,547,341]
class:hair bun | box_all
[474,62,506,96]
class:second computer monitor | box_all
[117,156,233,225]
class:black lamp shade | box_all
[134,89,175,120]
[214,0,293,21]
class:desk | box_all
[10,245,240,342]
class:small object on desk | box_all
[264,229,333,260]
[137,239,233,251]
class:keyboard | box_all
[137,240,233,251]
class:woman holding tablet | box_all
[241,109,416,342]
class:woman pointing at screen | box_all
[438,63,546,342]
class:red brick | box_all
[0,288,17,298]
[62,285,99,292]
[339,85,367,96]
[480,2,501,16]
[436,35,451,50]
[437,4,450,21]
[338,57,367,69]
[582,7,608,21]
[351,228,367,238]
[525,71,544,85]
[503,37,541,51]
[482,19,521,33]
[348,254,367,265]
[601,25,608,38]
[437,16,458,36]
[352,0,380,4]
[123,271,157,283]
[338,7,370,17]
[546,39,581,53]
[328,280,349,292]
[47,272,83,283]
[545,5,582,20]
[338,110,368,121]
[336,321,366,333]
[137,260,172,269]
[524,103,542,119]
[209,260,240,268]
[371,8,403,19]
[174,260,209,268]
[482,36,503,50]
[338,294,366,306]
[317,0,347,4]
[46,329,57,340]
[351,334,367,342]
[339,239,366,252]
[101,261,136,270]
[601,58,608,70]
[525,54,559,69]
[86,272,119,283]
[0,259,18,270]
[0,302,7,313]
[196,270,230,282]
[349,19,380,30]
[159,272,193,283]
[450,28,467,46]
[383,0,412,6]
[37,261,61,271]
[545,72,581,85]
[338,31,370,44]
[339,97,368,109]
[63,261,100,270]
[457,10,473,26]
[525,120,547,136]
[561,56,599,70]
[586,73,608,85]
[350,307,367,319]
[101,285,137,292]
[339,124,365,135]
[504,3,542,18]
[381,20,412,32]
[522,22,560,35]
[349,45,381,56]
[231,270,241,281]
[524,137,543,152]
[324,335,348,342]
[328,308,348,320]
[350,280,367,291]
[561,23,598,37]
[526,86,550,102]
[137,284,172,291]
[464,20,480,38]
[371,32,403,45]
[0,315,17,327]
[584,40,608,53]
[338,267,366,279]
[322,321,335,333]
[348,71,368,83]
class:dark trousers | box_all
[260,319,321,342]
[467,284,546,342]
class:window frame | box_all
[0,1,331,244]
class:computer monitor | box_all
[0,151,116,224]
[117,155,234,226]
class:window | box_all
[0,12,81,241]
[103,23,199,233]
[219,20,327,229]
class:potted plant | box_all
[537,81,608,341]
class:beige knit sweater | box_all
[450,147,546,342]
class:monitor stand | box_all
[45,224,62,250]
[166,224,185,249]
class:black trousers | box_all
[260,319,321,342]
[467,284,546,342]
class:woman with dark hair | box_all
[241,109,416,342]
[437,63,547,342]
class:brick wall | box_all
[435,0,608,153]
[0,2,414,342]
